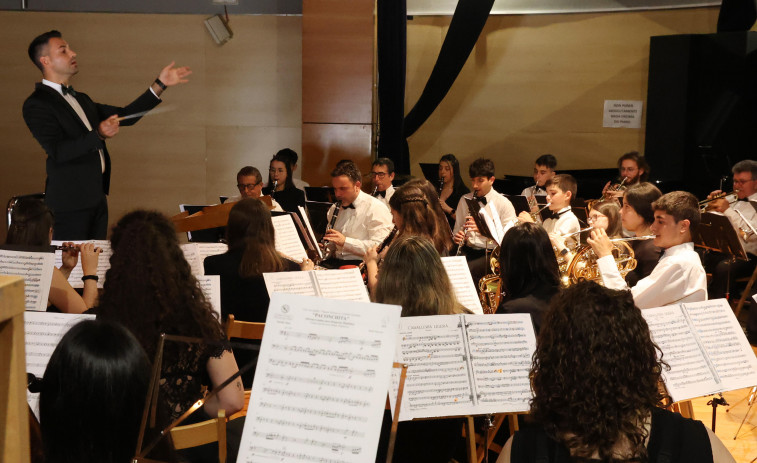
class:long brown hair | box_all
[374,235,464,317]
[401,178,453,254]
[225,198,285,278]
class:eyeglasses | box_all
[237,182,261,190]
[587,214,607,224]
[370,172,388,179]
[733,178,755,185]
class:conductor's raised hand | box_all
[97,115,119,139]
[587,228,613,259]
[158,61,192,86]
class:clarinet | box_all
[271,180,278,198]
[455,191,477,256]
[358,226,398,276]
[439,176,445,195]
[371,185,378,197]
[320,202,341,260]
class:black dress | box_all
[626,239,662,287]
[262,184,306,213]
[496,285,560,334]
[509,407,713,463]
[442,183,470,230]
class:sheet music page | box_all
[180,243,203,276]
[272,214,309,263]
[641,305,720,402]
[196,275,222,320]
[239,292,401,463]
[25,312,95,417]
[263,271,319,297]
[299,205,323,260]
[441,256,484,314]
[195,242,229,260]
[480,204,505,245]
[0,249,55,311]
[313,268,370,302]
[682,299,757,393]
[389,314,475,421]
[52,240,111,288]
[465,314,535,413]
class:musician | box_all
[519,174,580,249]
[322,161,393,267]
[453,158,516,283]
[403,178,454,253]
[520,153,557,198]
[588,191,707,309]
[498,281,735,463]
[602,151,650,200]
[497,222,561,334]
[6,197,100,313]
[261,151,306,212]
[23,30,191,239]
[438,154,471,229]
[705,160,757,342]
[621,183,663,286]
[370,157,395,207]
[272,147,310,191]
[227,166,283,211]
[549,199,621,266]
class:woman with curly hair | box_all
[97,210,244,428]
[497,281,734,463]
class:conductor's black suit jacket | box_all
[22,83,160,213]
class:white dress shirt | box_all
[374,185,395,208]
[520,185,548,197]
[326,190,394,260]
[597,241,707,309]
[724,192,757,256]
[453,189,516,249]
[543,207,580,247]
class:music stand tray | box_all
[693,212,748,261]
[505,195,530,215]
[465,198,496,243]
[305,201,333,242]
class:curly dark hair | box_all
[530,281,666,461]
[97,210,225,359]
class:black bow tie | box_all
[474,196,487,206]
[61,84,76,97]
[544,209,568,220]
[343,203,356,210]
[534,185,546,192]
[375,190,387,198]
[738,197,749,202]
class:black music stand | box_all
[504,195,530,215]
[304,200,333,242]
[465,198,497,244]
[418,163,440,189]
[694,212,748,301]
[305,186,335,203]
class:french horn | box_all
[560,235,653,286]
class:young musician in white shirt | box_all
[370,157,395,208]
[519,174,580,249]
[520,153,557,199]
[588,191,707,309]
[322,161,393,267]
[453,158,516,283]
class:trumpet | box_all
[698,190,738,212]
[504,202,552,229]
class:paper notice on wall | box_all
[603,100,643,128]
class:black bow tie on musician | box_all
[61,84,76,96]
[374,190,387,198]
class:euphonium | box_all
[560,235,653,286]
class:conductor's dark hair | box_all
[6,198,54,246]
[29,30,62,72]
[226,198,285,278]
[468,158,495,179]
[535,154,557,170]
[40,320,151,463]
[624,182,662,225]
[331,160,362,184]
[530,281,665,461]
[372,157,395,174]
[499,222,560,302]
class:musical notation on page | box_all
[0,249,55,311]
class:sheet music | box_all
[51,240,111,288]
[181,243,229,276]
[465,314,534,412]
[390,314,536,421]
[263,271,319,297]
[313,268,370,302]
[299,205,323,260]
[642,305,723,402]
[441,256,484,314]
[25,311,95,417]
[263,269,370,302]
[239,293,401,463]
[682,299,757,393]
[272,214,309,262]
[0,249,54,311]
[480,205,504,245]
[390,315,474,421]
[196,275,222,320]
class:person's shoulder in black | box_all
[496,285,559,334]
[262,185,306,212]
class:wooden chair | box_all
[225,314,265,341]
[733,264,757,319]
[170,409,227,463]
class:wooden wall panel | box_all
[0,12,302,243]
[302,124,373,187]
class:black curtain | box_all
[377,0,494,175]
[376,0,408,173]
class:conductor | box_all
[22,30,191,239]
